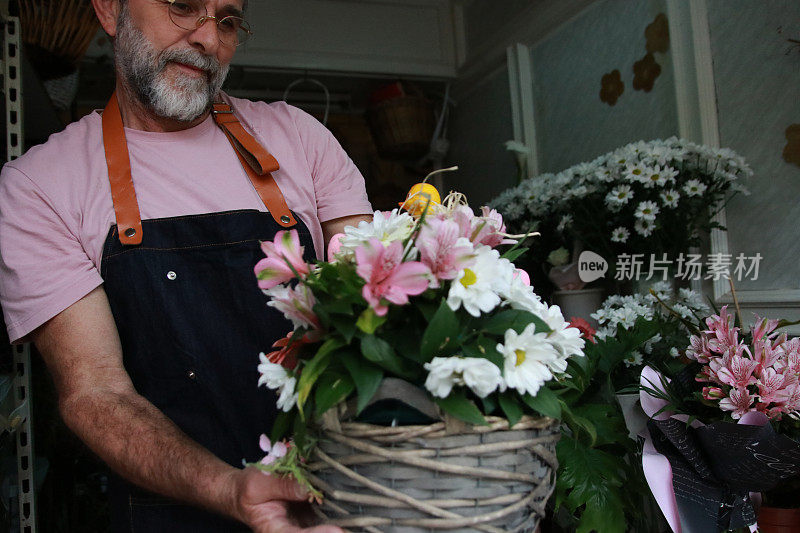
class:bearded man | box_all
[0,1,372,531]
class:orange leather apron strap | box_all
[102,94,297,246]
[211,103,297,228]
[103,92,143,245]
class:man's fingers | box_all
[243,466,311,502]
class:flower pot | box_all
[758,506,800,532]
[552,288,604,328]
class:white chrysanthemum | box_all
[683,179,707,197]
[641,165,678,188]
[678,288,708,312]
[338,209,415,253]
[497,324,557,397]
[447,246,514,317]
[423,357,504,398]
[672,303,694,319]
[538,304,585,368]
[611,227,630,243]
[660,189,680,208]
[634,201,660,221]
[606,184,633,208]
[669,347,680,358]
[623,162,648,184]
[634,218,655,237]
[257,353,299,412]
[623,350,644,368]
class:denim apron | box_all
[99,93,314,532]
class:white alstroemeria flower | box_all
[257,353,299,412]
[660,189,680,208]
[683,179,707,197]
[447,245,514,317]
[424,356,504,398]
[338,209,415,253]
[611,227,630,243]
[497,323,557,397]
[634,201,660,221]
[634,218,655,237]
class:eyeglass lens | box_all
[168,0,251,46]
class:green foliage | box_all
[434,390,488,426]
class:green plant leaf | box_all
[326,299,354,315]
[434,390,488,426]
[421,300,460,359]
[484,309,551,336]
[573,403,628,447]
[576,490,626,533]
[360,334,416,379]
[329,315,357,343]
[314,372,355,417]
[462,335,504,368]
[500,246,529,263]
[296,338,344,410]
[341,352,384,414]
[270,410,293,443]
[521,387,562,419]
[498,393,523,427]
[356,308,388,334]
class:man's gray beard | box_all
[114,8,229,122]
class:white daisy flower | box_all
[634,201,660,221]
[447,245,514,317]
[623,350,644,368]
[660,189,680,208]
[634,218,655,237]
[423,356,504,398]
[611,227,630,243]
[623,162,648,184]
[257,353,299,412]
[605,185,633,208]
[683,179,707,197]
[538,304,585,367]
[497,323,557,397]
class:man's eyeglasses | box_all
[163,0,252,47]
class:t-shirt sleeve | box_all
[0,165,103,343]
[290,108,373,222]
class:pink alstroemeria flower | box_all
[686,334,711,363]
[714,353,759,388]
[355,238,431,316]
[254,230,310,290]
[756,367,787,404]
[450,205,515,248]
[416,218,475,287]
[259,434,288,466]
[702,386,725,400]
[719,387,755,419]
[265,283,321,333]
[751,315,781,341]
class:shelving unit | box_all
[1,3,37,532]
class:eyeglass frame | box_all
[162,0,253,47]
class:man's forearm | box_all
[61,389,243,521]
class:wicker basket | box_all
[308,412,559,533]
[367,97,435,160]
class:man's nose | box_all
[187,16,220,55]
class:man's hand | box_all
[231,467,343,533]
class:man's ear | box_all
[92,0,122,38]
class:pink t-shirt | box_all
[0,97,372,343]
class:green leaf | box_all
[296,338,344,410]
[326,299,354,315]
[521,387,562,419]
[498,393,523,427]
[421,300,460,359]
[480,395,498,415]
[314,372,355,417]
[270,410,293,443]
[462,335,504,368]
[572,403,628,447]
[360,335,416,379]
[414,300,439,322]
[483,309,551,336]
[500,246,529,263]
[341,352,384,414]
[576,491,626,533]
[434,390,488,426]
[356,308,387,334]
[329,315,357,343]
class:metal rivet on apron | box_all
[187,370,197,380]
[124,228,136,238]
[166,271,177,281]
[280,215,291,224]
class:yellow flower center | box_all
[515,349,526,366]
[460,268,477,288]
[632,169,641,175]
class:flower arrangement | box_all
[251,189,586,469]
[490,138,751,284]
[638,306,800,531]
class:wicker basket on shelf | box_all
[308,408,559,533]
